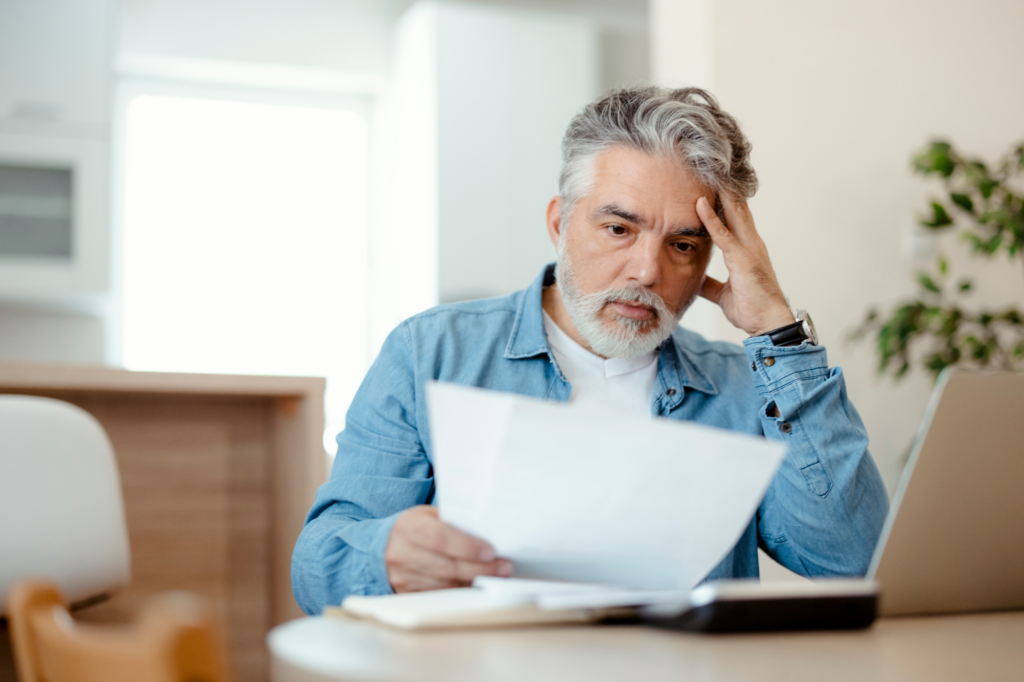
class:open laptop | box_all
[645,369,1024,630]
[868,369,1024,616]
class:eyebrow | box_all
[670,226,711,240]
[594,204,711,240]
[594,204,644,225]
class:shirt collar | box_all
[504,263,720,398]
[503,263,557,360]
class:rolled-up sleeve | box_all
[292,323,433,614]
[743,337,889,578]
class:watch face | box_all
[798,311,818,345]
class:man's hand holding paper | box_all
[384,506,512,593]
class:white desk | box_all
[268,610,1024,682]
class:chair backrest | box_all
[7,580,231,682]
[0,395,130,616]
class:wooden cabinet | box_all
[0,364,328,682]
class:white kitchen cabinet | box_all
[0,0,113,300]
[0,133,109,297]
[0,0,112,135]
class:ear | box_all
[546,196,564,249]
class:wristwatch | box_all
[761,309,818,347]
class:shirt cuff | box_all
[742,336,831,400]
[336,511,402,596]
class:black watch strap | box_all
[763,320,808,347]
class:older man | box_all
[291,86,889,614]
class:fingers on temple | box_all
[721,194,757,239]
[697,197,735,246]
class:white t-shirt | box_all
[542,311,659,418]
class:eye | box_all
[607,224,628,236]
[673,242,696,253]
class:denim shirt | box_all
[292,264,889,615]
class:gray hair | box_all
[558,86,757,223]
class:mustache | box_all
[594,286,670,318]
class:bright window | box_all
[121,92,369,454]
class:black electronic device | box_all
[641,579,878,633]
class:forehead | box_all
[586,146,711,217]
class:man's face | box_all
[548,145,715,357]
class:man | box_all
[292,86,889,614]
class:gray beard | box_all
[555,241,697,359]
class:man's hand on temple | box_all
[385,505,512,593]
[696,195,796,337]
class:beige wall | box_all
[651,0,1024,494]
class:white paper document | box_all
[471,576,693,611]
[426,382,787,591]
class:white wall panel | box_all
[651,0,1024,495]
[434,3,598,303]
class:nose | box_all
[623,233,662,288]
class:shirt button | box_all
[751,361,756,371]
[764,357,776,367]
[666,388,677,396]
[780,422,792,433]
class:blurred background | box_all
[1,0,1022,495]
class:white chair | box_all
[0,395,130,616]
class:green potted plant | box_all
[854,140,1024,380]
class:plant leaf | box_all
[913,141,955,177]
[950,192,974,212]
[986,233,1003,253]
[916,272,941,293]
[921,201,953,229]
[980,178,999,199]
